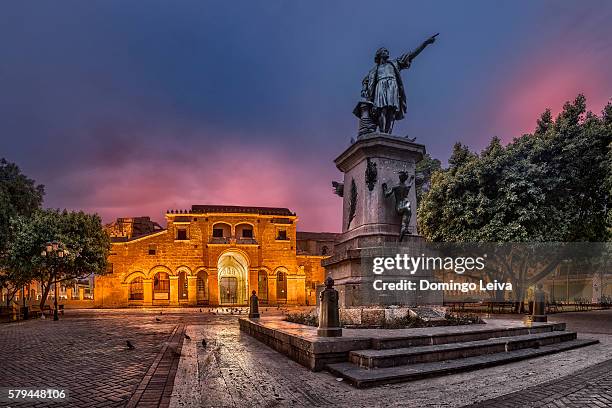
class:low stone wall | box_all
[239,318,371,371]
[340,306,447,327]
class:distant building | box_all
[94,205,339,307]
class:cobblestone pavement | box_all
[1,308,611,408]
[0,309,239,407]
[463,358,612,408]
[169,309,612,408]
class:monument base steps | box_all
[327,327,598,388]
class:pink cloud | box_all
[44,134,342,232]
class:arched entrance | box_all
[129,277,144,300]
[217,251,249,305]
[153,272,170,300]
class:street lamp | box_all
[41,241,69,321]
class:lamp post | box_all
[41,241,69,321]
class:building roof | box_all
[296,231,340,241]
[167,205,295,216]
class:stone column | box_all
[318,277,342,337]
[143,279,153,306]
[187,276,198,306]
[169,276,179,306]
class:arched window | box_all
[276,270,287,303]
[236,223,254,241]
[178,271,188,299]
[129,277,144,300]
[211,223,231,242]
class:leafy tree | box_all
[415,153,442,204]
[0,158,44,306]
[418,95,611,310]
[6,209,110,310]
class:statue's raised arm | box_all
[398,33,438,69]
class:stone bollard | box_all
[317,276,342,337]
[248,290,260,318]
[532,283,547,322]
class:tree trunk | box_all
[39,278,52,310]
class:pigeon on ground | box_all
[160,311,163,315]
[202,339,207,347]
[126,340,135,350]
[199,308,202,312]
[155,317,161,322]
[184,333,191,340]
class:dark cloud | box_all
[1,0,611,231]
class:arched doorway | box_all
[153,272,170,300]
[129,277,144,300]
[276,270,287,304]
[196,270,209,305]
[217,251,249,305]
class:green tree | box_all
[0,158,44,306]
[418,95,611,310]
[6,209,110,310]
[415,153,442,204]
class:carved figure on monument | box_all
[332,181,344,197]
[382,172,415,242]
[354,33,438,135]
[365,158,378,191]
[347,179,357,229]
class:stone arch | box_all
[123,271,146,284]
[195,267,210,304]
[147,265,173,279]
[176,266,192,301]
[149,266,172,301]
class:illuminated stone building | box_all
[94,205,338,308]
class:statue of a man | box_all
[360,34,438,134]
[382,172,415,242]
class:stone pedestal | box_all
[324,132,430,307]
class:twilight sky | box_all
[1,1,611,232]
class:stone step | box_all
[371,322,566,349]
[350,331,577,368]
[327,338,598,388]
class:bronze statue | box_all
[382,172,415,242]
[355,33,438,134]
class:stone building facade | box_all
[94,205,338,308]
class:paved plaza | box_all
[0,309,611,407]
